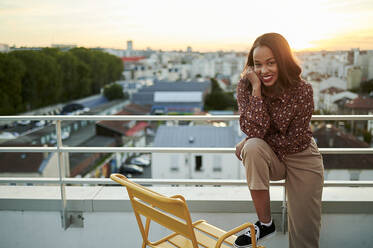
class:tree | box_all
[57,52,91,100]
[103,83,127,101]
[0,53,25,114]
[11,50,63,110]
[69,48,123,95]
[105,54,124,83]
[362,129,372,145]
[204,91,237,111]
[210,78,222,92]
[0,48,124,114]
[90,51,108,94]
[203,78,237,111]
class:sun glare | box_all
[290,40,315,52]
[1,0,373,51]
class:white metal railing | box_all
[1,146,373,154]
[1,114,373,120]
[1,115,373,155]
[1,114,373,230]
[1,177,373,187]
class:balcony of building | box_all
[1,115,373,248]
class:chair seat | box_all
[153,220,236,248]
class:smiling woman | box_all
[235,33,324,248]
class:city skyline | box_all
[1,0,373,52]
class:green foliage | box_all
[57,51,91,100]
[0,53,25,114]
[345,121,351,131]
[69,48,124,95]
[203,78,237,111]
[11,50,63,110]
[0,48,124,115]
[103,83,127,101]
[362,129,372,144]
[210,78,222,92]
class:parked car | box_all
[17,120,31,126]
[33,120,46,127]
[119,164,144,175]
[0,132,18,140]
[0,124,10,130]
[49,131,70,144]
[60,103,90,115]
[130,157,151,167]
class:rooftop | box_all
[0,144,44,173]
[153,125,237,148]
[96,110,132,135]
[143,80,210,92]
[1,114,373,247]
[313,124,373,169]
[345,96,373,109]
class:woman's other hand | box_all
[235,138,247,161]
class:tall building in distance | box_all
[126,40,133,56]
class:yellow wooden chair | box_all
[110,173,265,248]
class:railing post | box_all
[56,120,69,229]
[188,153,192,179]
[281,186,287,234]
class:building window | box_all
[195,155,202,171]
[350,170,360,181]
[73,123,79,131]
[213,155,222,172]
[170,155,179,172]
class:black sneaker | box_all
[234,220,276,248]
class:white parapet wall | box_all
[1,185,373,248]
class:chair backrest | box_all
[110,173,199,247]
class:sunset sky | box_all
[1,0,373,52]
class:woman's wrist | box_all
[252,85,262,98]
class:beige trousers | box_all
[241,138,324,248]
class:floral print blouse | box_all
[236,78,314,161]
